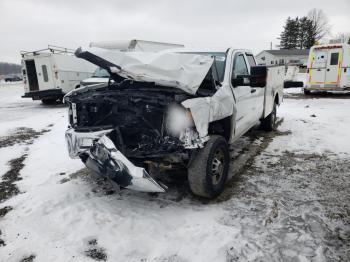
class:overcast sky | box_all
[0,0,349,64]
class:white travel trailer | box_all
[304,43,350,94]
[21,45,97,104]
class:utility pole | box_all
[270,42,273,50]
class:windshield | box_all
[92,67,110,78]
[181,52,227,82]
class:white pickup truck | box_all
[64,47,284,198]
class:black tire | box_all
[260,103,277,131]
[304,89,311,95]
[41,98,57,105]
[188,135,230,199]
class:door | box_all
[35,57,54,90]
[309,50,327,85]
[325,48,342,86]
[246,53,265,120]
[25,60,39,91]
[230,53,255,136]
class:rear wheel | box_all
[188,135,229,199]
[41,98,57,105]
[260,103,276,131]
[304,89,311,95]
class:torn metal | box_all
[66,129,166,192]
[75,47,214,95]
[182,84,236,138]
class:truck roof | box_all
[159,47,253,54]
[311,43,350,50]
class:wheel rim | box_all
[211,148,225,185]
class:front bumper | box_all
[65,128,166,193]
[22,89,65,100]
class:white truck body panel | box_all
[181,49,284,141]
[21,49,97,100]
[306,43,350,91]
[73,48,284,143]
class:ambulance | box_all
[304,43,350,94]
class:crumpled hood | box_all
[75,47,214,95]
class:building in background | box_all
[256,49,310,66]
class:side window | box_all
[232,54,248,78]
[330,53,339,66]
[246,54,256,67]
[42,65,49,82]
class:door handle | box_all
[251,89,256,93]
[327,69,330,71]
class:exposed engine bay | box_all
[65,80,208,160]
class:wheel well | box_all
[208,116,231,142]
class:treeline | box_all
[279,9,331,50]
[280,17,316,49]
[0,62,22,75]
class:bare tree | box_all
[307,9,331,41]
[334,32,350,44]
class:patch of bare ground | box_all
[0,155,27,247]
[20,254,36,262]
[0,206,13,218]
[84,239,107,261]
[0,127,50,148]
[0,154,27,203]
[0,230,5,247]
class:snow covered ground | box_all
[0,83,349,262]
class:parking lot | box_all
[0,82,349,261]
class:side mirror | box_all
[232,75,250,87]
[250,66,267,87]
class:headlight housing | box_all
[165,104,194,137]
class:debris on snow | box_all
[84,239,107,261]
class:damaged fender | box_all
[182,84,236,138]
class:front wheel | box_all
[260,103,277,131]
[188,135,230,199]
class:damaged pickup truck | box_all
[64,46,284,198]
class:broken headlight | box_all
[165,104,194,137]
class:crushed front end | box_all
[64,81,204,192]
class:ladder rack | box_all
[21,45,75,57]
